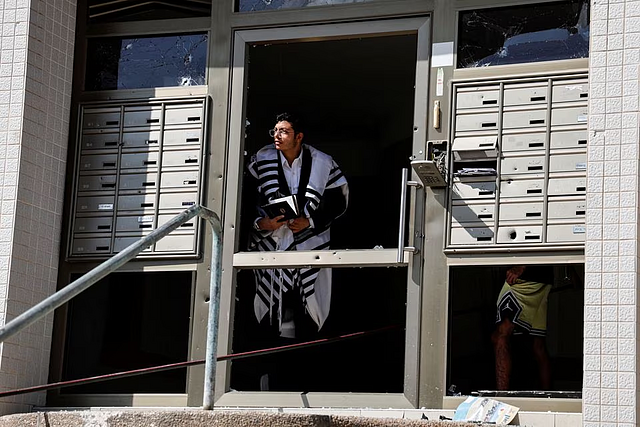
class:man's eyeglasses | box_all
[269,128,294,137]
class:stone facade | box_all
[0,0,75,414]
[584,0,640,425]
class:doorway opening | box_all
[231,34,418,393]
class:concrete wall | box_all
[585,0,640,425]
[0,0,75,414]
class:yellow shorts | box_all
[496,280,551,337]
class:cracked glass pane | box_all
[237,0,372,13]
[85,34,208,91]
[458,0,589,68]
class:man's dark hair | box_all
[276,112,304,134]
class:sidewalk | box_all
[0,410,496,427]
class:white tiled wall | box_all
[586,0,640,426]
[0,0,76,415]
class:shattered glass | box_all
[237,0,371,13]
[457,0,589,68]
[85,34,208,91]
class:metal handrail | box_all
[0,325,399,399]
[0,204,223,410]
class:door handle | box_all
[397,168,422,263]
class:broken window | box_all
[61,272,192,393]
[447,264,584,397]
[85,34,208,91]
[457,1,590,68]
[236,0,373,13]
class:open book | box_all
[262,195,299,221]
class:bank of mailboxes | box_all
[69,98,207,258]
[448,76,587,248]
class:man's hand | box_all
[288,217,310,233]
[257,216,286,231]
[506,265,526,285]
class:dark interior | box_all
[61,272,192,393]
[447,264,584,396]
[230,35,417,392]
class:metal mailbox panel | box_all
[451,180,496,199]
[83,109,121,129]
[548,152,587,173]
[548,199,586,219]
[451,204,495,224]
[117,194,156,211]
[455,113,499,132]
[546,223,586,243]
[501,132,546,152]
[71,237,112,255]
[157,214,197,231]
[499,202,544,222]
[165,106,204,125]
[73,98,207,259]
[550,130,588,149]
[81,132,120,151]
[113,236,153,253]
[116,214,156,232]
[551,106,589,126]
[123,107,163,127]
[77,175,117,192]
[121,131,161,150]
[164,128,203,147]
[161,150,200,168]
[73,217,113,233]
[503,85,548,106]
[79,154,118,171]
[450,226,494,245]
[158,192,198,210]
[160,170,199,189]
[501,155,546,175]
[154,234,196,252]
[120,151,160,170]
[456,87,500,109]
[76,196,115,213]
[552,79,588,103]
[118,173,158,191]
[497,225,543,244]
[547,177,586,196]
[502,110,547,130]
[500,178,545,198]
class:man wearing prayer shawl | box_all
[247,112,349,342]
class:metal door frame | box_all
[215,17,431,408]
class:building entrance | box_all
[222,20,427,402]
[228,32,421,394]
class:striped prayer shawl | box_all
[247,144,348,331]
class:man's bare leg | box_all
[492,318,515,390]
[532,336,551,390]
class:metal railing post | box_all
[200,208,223,410]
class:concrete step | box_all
[0,410,487,427]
